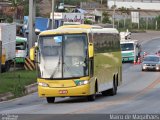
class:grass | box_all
[0,70,36,97]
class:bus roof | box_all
[39,24,119,36]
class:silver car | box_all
[141,55,160,71]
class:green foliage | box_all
[49,0,106,6]
[63,0,87,5]
[0,70,36,97]
[24,1,29,16]
[156,15,160,29]
[118,7,130,15]
[102,11,111,24]
[84,18,92,24]
[6,16,13,23]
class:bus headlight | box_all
[38,82,49,87]
[74,80,89,86]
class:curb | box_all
[0,83,37,102]
[0,92,14,102]
[24,83,38,94]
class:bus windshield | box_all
[16,42,26,50]
[120,43,134,51]
[38,34,88,79]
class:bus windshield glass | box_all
[38,34,88,79]
[120,43,134,51]
[16,42,26,50]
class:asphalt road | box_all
[0,34,160,120]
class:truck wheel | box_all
[46,97,55,103]
[2,61,11,72]
[5,61,11,71]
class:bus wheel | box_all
[46,97,55,103]
[87,94,95,101]
[102,90,109,96]
[108,79,117,96]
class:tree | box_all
[118,7,130,28]
[63,0,87,5]
[84,18,92,24]
[9,0,19,21]
[24,1,29,16]
[156,15,160,30]
[102,11,111,24]
[8,0,27,21]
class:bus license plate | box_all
[59,90,68,94]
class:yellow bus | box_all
[30,24,122,103]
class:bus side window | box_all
[90,58,94,77]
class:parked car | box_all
[141,55,160,71]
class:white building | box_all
[108,0,160,10]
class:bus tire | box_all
[46,97,55,103]
[87,84,96,101]
[108,79,117,96]
[102,90,109,96]
[87,94,96,101]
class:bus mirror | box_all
[89,43,94,58]
[30,47,35,61]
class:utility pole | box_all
[156,20,158,30]
[52,0,55,29]
[101,0,103,5]
[112,0,116,28]
[29,0,36,52]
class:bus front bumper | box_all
[38,84,90,97]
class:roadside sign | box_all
[131,12,139,23]
[50,12,84,24]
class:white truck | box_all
[120,31,141,63]
[0,23,16,72]
[120,40,141,62]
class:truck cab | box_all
[120,31,141,62]
[120,40,141,62]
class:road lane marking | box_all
[70,77,160,114]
